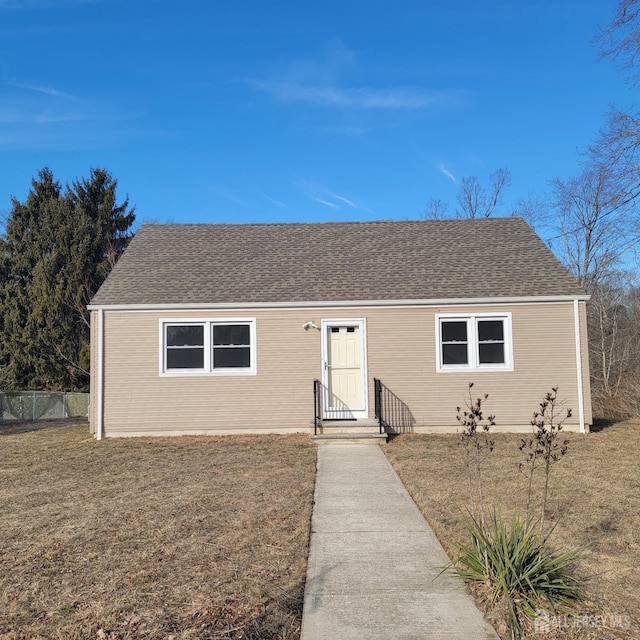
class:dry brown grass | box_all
[0,420,316,639]
[383,419,640,640]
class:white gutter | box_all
[96,308,104,440]
[88,294,590,313]
[574,299,586,434]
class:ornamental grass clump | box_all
[449,385,583,640]
[451,510,583,640]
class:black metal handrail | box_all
[316,378,391,435]
[313,379,322,435]
[374,377,384,434]
[373,378,416,434]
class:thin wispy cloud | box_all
[0,78,148,151]
[0,0,100,8]
[262,194,288,208]
[0,117,133,151]
[215,188,248,208]
[314,198,339,208]
[297,179,369,213]
[248,38,463,112]
[438,163,458,184]
[33,111,88,124]
[329,192,358,209]
[2,81,93,131]
[248,80,457,110]
[8,81,83,102]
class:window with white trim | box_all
[166,324,205,369]
[436,314,512,371]
[212,323,251,369]
[161,319,256,375]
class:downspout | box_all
[573,299,586,434]
[96,308,104,440]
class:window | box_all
[213,324,251,369]
[166,325,204,369]
[436,314,512,372]
[161,319,256,375]
[441,320,469,365]
[477,320,505,364]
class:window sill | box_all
[160,369,257,377]
[436,365,514,373]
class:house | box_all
[88,218,592,439]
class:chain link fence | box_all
[0,391,89,424]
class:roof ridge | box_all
[137,216,526,229]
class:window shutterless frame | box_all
[159,318,257,376]
[165,324,206,370]
[435,312,513,372]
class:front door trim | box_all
[321,318,368,419]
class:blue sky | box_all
[0,0,634,228]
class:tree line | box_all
[0,168,135,392]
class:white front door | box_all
[322,320,367,419]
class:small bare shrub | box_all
[456,382,495,527]
[449,385,583,640]
[519,386,571,535]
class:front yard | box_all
[0,421,316,639]
[383,419,640,640]
[2,418,639,639]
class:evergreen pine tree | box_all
[0,168,135,391]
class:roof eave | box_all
[87,294,590,312]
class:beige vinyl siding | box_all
[365,302,584,433]
[93,301,591,436]
[100,310,322,436]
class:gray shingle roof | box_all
[90,218,585,306]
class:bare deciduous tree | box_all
[549,154,640,418]
[456,168,511,218]
[549,160,639,290]
[589,108,640,212]
[422,197,450,220]
[423,167,512,219]
[589,278,640,416]
[510,193,546,231]
[591,2,640,215]
[582,2,640,416]
[596,0,640,83]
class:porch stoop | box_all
[309,419,388,444]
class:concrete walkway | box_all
[300,443,500,640]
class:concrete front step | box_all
[309,432,388,444]
[317,421,381,435]
[309,419,387,443]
